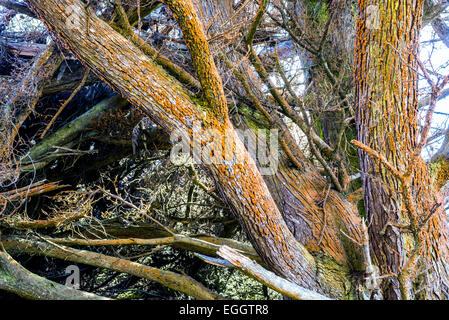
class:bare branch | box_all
[2,237,224,300]
[216,246,332,300]
[0,249,109,299]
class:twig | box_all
[40,69,90,138]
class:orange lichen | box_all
[24,0,321,291]
[354,0,449,299]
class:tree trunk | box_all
[354,0,449,299]
[17,0,449,300]
[24,0,352,297]
[192,0,365,277]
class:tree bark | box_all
[354,0,449,299]
[24,0,348,297]
[2,238,222,300]
[0,249,108,300]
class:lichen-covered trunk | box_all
[22,0,356,297]
[355,0,449,299]
[193,0,364,279]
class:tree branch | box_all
[0,0,35,17]
[2,237,223,300]
[0,249,108,299]
[164,0,228,120]
[216,246,332,300]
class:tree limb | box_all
[2,237,224,300]
[216,246,332,300]
[0,249,108,299]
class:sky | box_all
[420,22,449,159]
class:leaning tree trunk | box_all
[22,0,356,298]
[355,0,449,299]
[19,0,449,300]
[191,0,365,285]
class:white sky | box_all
[420,22,449,159]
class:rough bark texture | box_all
[0,250,108,300]
[23,0,350,297]
[193,0,364,279]
[11,0,448,300]
[2,238,222,300]
[355,0,449,299]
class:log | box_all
[22,95,129,165]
